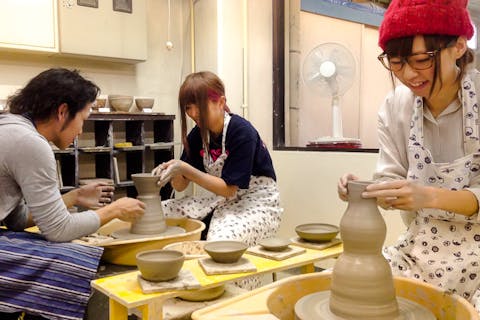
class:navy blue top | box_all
[180,114,276,189]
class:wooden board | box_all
[247,245,306,261]
[138,269,201,294]
[198,257,257,276]
[290,237,342,250]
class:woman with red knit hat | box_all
[338,0,480,310]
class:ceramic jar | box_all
[329,180,399,319]
[130,173,167,234]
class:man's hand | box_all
[77,182,114,208]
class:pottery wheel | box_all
[294,291,436,320]
[111,226,186,240]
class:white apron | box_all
[162,113,282,247]
[384,74,480,305]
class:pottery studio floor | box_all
[85,260,333,320]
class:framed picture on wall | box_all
[113,0,132,13]
[77,0,98,8]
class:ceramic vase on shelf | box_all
[329,180,399,319]
[130,173,167,235]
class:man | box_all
[0,68,145,241]
[0,68,145,320]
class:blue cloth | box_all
[0,230,103,320]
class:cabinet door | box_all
[58,0,147,61]
[0,0,58,52]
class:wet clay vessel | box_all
[258,237,291,252]
[329,180,399,318]
[295,223,339,242]
[130,173,167,234]
[204,240,248,264]
[136,249,185,282]
[111,173,185,240]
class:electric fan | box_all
[302,42,361,148]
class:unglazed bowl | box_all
[259,237,291,252]
[93,98,106,111]
[295,223,339,242]
[108,94,133,112]
[204,240,248,264]
[135,98,154,110]
[136,249,184,281]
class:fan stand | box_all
[331,95,343,139]
[307,91,361,148]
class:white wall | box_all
[193,0,248,120]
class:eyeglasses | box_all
[377,49,441,72]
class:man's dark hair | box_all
[8,68,100,124]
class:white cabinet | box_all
[58,0,147,62]
[0,0,58,52]
[0,0,147,62]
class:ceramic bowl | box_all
[259,237,291,252]
[163,240,226,301]
[203,240,248,264]
[295,223,339,243]
[108,94,133,112]
[93,98,106,111]
[136,249,185,281]
[163,240,208,259]
[135,98,154,110]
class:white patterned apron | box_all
[384,74,480,305]
[162,113,282,247]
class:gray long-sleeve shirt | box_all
[0,113,99,241]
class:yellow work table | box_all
[91,244,343,320]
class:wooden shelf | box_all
[114,145,146,152]
[57,113,175,199]
[53,148,75,155]
[116,181,135,188]
[146,142,175,150]
[79,146,113,153]
[88,112,174,121]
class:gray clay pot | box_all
[204,240,248,264]
[136,249,185,281]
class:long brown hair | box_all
[384,35,474,97]
[178,71,230,156]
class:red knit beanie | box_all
[378,0,474,50]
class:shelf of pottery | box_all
[53,112,176,200]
